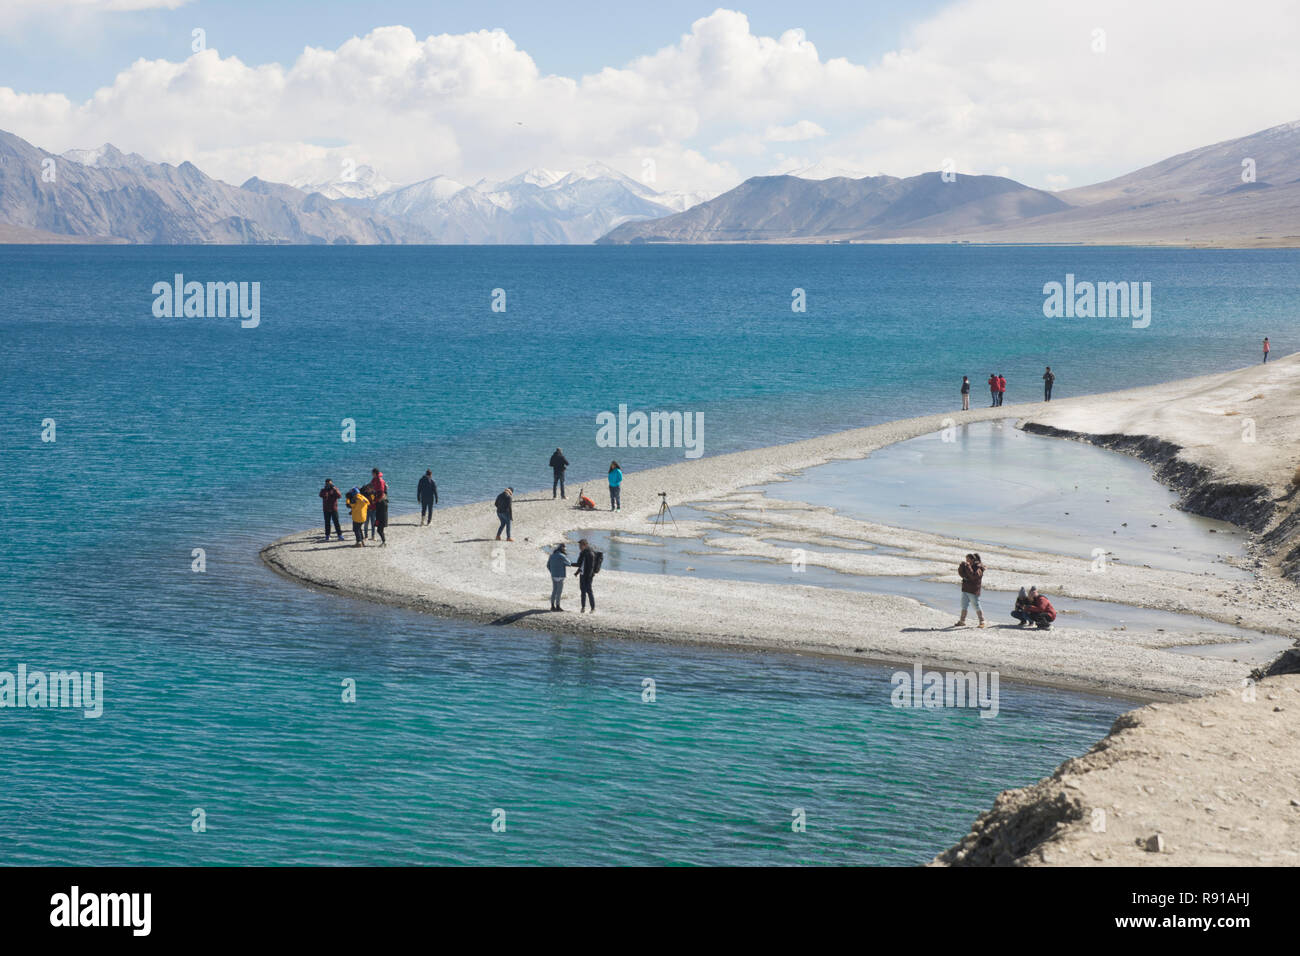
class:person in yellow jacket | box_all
[346,487,370,547]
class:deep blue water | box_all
[2,244,1296,865]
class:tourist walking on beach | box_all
[996,373,1007,406]
[417,470,439,525]
[575,538,598,612]
[987,373,998,407]
[956,553,986,628]
[1042,366,1055,402]
[495,487,514,541]
[549,448,569,499]
[547,543,572,611]
[346,487,369,547]
[1263,337,1270,363]
[608,461,623,511]
[319,479,344,542]
[960,376,971,411]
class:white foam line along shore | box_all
[263,354,1300,701]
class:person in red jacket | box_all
[1024,587,1056,629]
[987,373,998,407]
[996,373,1007,406]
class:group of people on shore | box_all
[316,451,619,611]
[319,468,439,547]
[955,553,1057,630]
[959,366,1056,410]
[549,448,624,510]
[319,469,391,547]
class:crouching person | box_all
[1024,587,1057,629]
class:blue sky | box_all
[1,1,1296,196]
[3,0,947,101]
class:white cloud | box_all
[765,120,826,142]
[0,3,1297,195]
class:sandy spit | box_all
[262,354,1300,701]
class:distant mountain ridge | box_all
[0,131,419,243]
[3,120,1299,245]
[597,172,1069,243]
[598,120,1300,246]
[0,131,713,244]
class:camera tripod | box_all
[651,492,677,534]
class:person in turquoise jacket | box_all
[607,461,623,511]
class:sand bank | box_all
[262,354,1300,700]
[934,662,1300,866]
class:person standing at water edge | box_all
[996,373,1007,406]
[1043,366,1055,402]
[547,543,572,611]
[987,373,998,407]
[1263,337,1270,362]
[417,470,439,525]
[575,538,597,612]
[495,488,514,541]
[608,461,623,511]
[960,376,971,411]
[346,487,369,547]
[319,479,344,541]
[956,553,987,628]
[549,448,569,499]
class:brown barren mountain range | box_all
[599,120,1300,247]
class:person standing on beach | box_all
[575,538,597,612]
[987,373,998,407]
[1042,366,1055,402]
[608,461,623,511]
[370,479,389,547]
[955,553,986,628]
[360,482,376,539]
[961,376,971,411]
[319,479,344,542]
[417,470,439,525]
[366,469,388,542]
[547,543,572,611]
[549,448,569,499]
[996,373,1007,406]
[1263,337,1270,363]
[495,488,514,541]
[346,487,369,547]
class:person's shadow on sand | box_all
[490,609,554,625]
[902,624,1019,632]
[285,541,360,553]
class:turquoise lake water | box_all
[2,244,1297,865]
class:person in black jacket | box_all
[549,448,569,499]
[495,488,514,541]
[417,470,439,525]
[574,537,596,612]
